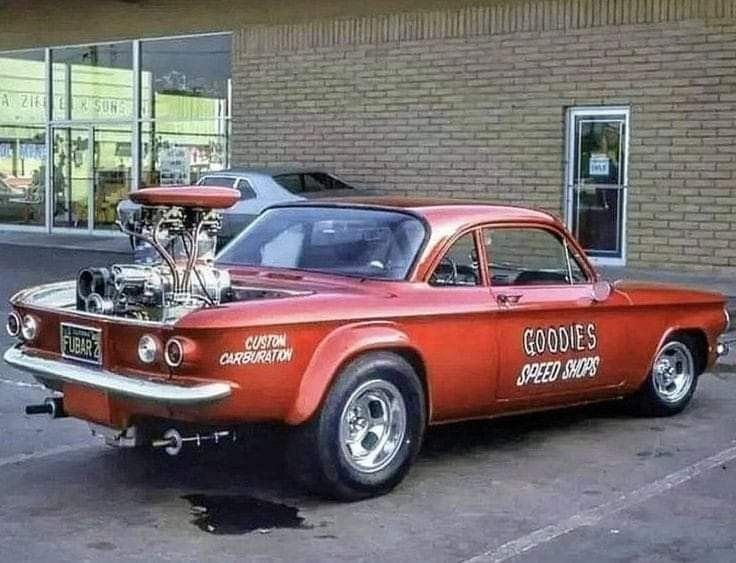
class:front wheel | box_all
[629,335,700,416]
[288,352,426,501]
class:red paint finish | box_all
[129,186,240,209]
[7,199,729,430]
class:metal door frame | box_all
[49,123,97,233]
[565,106,630,267]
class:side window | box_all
[331,176,353,191]
[237,179,256,200]
[484,227,588,286]
[198,176,236,187]
[303,173,331,192]
[273,174,304,194]
[429,233,481,287]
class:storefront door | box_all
[51,124,132,231]
[52,126,92,230]
[565,107,630,266]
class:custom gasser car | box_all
[4,187,733,500]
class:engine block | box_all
[77,263,230,321]
[76,187,239,322]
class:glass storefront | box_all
[0,50,47,226]
[140,34,231,187]
[52,43,134,122]
[0,33,231,231]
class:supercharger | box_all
[76,204,231,322]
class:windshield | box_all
[218,206,426,280]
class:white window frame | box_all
[564,106,630,267]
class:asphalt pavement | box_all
[1,243,735,562]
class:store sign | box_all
[0,91,131,119]
[589,153,610,177]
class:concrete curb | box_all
[0,239,131,255]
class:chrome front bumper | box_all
[3,346,232,405]
[717,333,736,358]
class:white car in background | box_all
[118,167,363,247]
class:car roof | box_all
[278,196,561,230]
[202,167,333,178]
[271,197,568,282]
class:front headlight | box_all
[138,334,160,365]
[116,201,141,228]
[21,315,38,341]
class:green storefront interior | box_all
[0,33,230,231]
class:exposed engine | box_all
[77,201,232,322]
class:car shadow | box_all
[421,400,629,459]
[100,400,630,497]
[4,400,645,535]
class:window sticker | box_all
[589,153,610,176]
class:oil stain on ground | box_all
[182,494,311,535]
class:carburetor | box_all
[76,187,239,322]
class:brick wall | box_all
[231,0,736,273]
[0,0,523,50]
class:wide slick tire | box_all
[630,334,700,417]
[288,352,426,501]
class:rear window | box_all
[198,176,236,188]
[273,173,354,194]
[218,206,426,280]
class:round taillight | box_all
[137,334,160,365]
[164,338,184,368]
[6,312,21,337]
[21,315,38,341]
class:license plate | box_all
[60,323,102,365]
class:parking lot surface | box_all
[1,244,735,563]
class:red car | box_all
[4,187,732,500]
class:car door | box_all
[420,230,500,420]
[483,224,630,405]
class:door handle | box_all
[496,294,522,306]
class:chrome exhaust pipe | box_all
[25,397,67,419]
[151,428,236,456]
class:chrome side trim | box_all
[3,346,232,405]
[10,280,76,307]
[10,280,167,328]
[724,307,732,333]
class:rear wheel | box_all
[630,335,699,416]
[288,352,426,501]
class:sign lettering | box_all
[517,323,601,387]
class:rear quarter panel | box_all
[174,284,498,425]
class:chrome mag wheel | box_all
[339,379,407,474]
[653,341,695,404]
